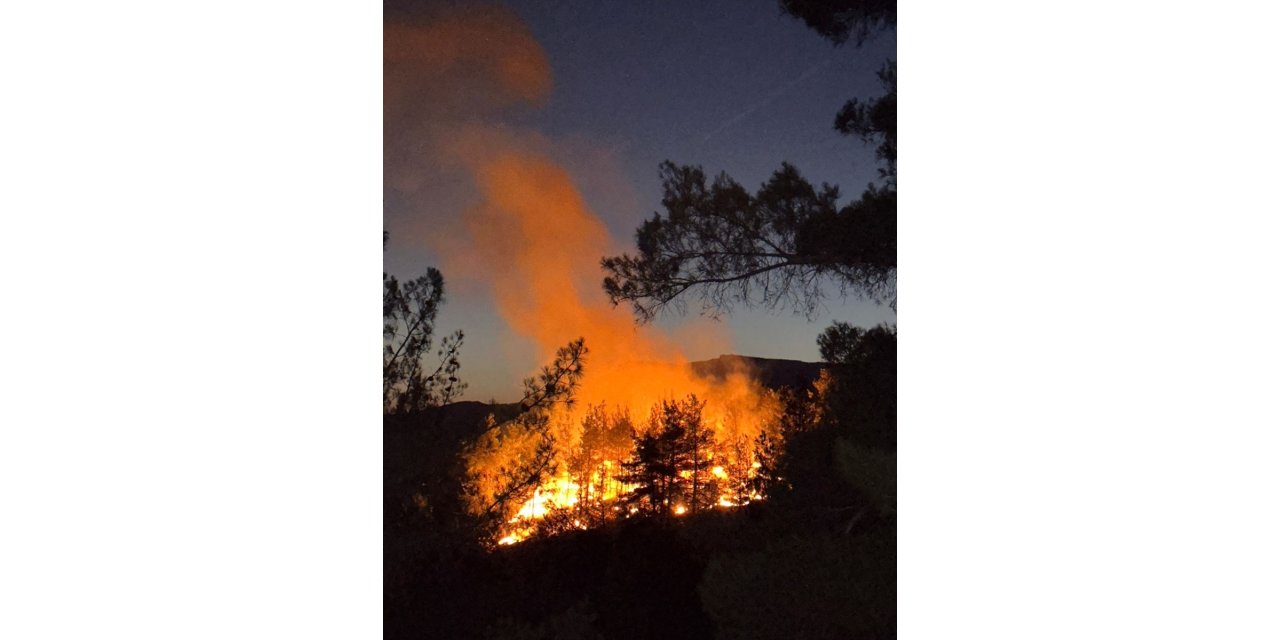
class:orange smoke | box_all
[383,5,550,115]
[444,146,775,440]
[384,4,551,196]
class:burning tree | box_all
[466,373,789,545]
[679,396,721,515]
[719,434,757,506]
[619,395,722,518]
[461,338,587,544]
[566,403,634,525]
[618,426,674,518]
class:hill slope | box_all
[689,354,822,391]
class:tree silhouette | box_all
[461,338,589,543]
[602,162,895,321]
[383,232,466,414]
[836,62,896,182]
[679,396,719,514]
[518,338,588,414]
[779,0,896,46]
[818,322,896,451]
[749,324,896,526]
[601,2,897,321]
[619,395,719,517]
[786,0,897,185]
[618,428,675,518]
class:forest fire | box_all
[487,383,782,546]
[382,5,900,638]
[395,11,792,545]
[438,149,787,546]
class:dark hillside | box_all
[690,354,823,391]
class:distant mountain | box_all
[690,354,823,391]
[426,399,520,440]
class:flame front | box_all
[490,387,780,545]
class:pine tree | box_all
[567,403,634,524]
[618,428,675,518]
[675,395,718,514]
[619,395,719,518]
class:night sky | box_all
[385,0,897,401]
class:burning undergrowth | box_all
[461,345,788,546]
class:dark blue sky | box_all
[385,0,896,400]
[504,0,894,232]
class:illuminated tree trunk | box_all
[691,425,700,515]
